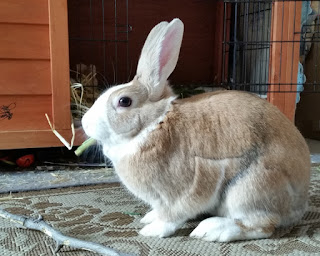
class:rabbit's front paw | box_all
[139,219,182,238]
[190,216,273,242]
[190,217,241,242]
[140,210,158,224]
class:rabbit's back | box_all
[173,90,309,161]
[170,90,310,196]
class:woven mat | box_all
[1,169,320,256]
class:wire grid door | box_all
[221,0,320,120]
[68,0,130,107]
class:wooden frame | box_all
[268,1,302,122]
[0,0,85,150]
[212,1,231,85]
[49,0,71,130]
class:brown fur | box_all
[115,89,310,229]
[82,18,311,240]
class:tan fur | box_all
[105,78,175,138]
[82,19,310,241]
[114,89,310,232]
[235,218,276,234]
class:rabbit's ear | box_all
[136,18,184,100]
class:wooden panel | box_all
[49,0,71,130]
[213,2,231,84]
[0,128,84,149]
[284,2,301,122]
[0,0,74,150]
[0,0,49,25]
[268,1,302,122]
[0,130,66,149]
[0,95,52,131]
[0,60,51,95]
[0,24,50,59]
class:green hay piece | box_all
[0,159,16,166]
[174,88,205,99]
[74,138,97,156]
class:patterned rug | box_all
[1,168,320,256]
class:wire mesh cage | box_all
[67,0,130,124]
[67,0,320,123]
[221,0,320,98]
[223,1,272,97]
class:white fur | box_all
[190,217,271,242]
[139,218,185,238]
[81,82,133,141]
[140,209,158,224]
[82,78,175,166]
[103,95,176,166]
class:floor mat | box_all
[0,166,119,193]
[0,169,320,256]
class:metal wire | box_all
[67,0,320,104]
[68,0,130,105]
[222,0,320,95]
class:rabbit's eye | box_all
[118,97,132,107]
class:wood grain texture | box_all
[49,0,71,130]
[0,128,83,150]
[0,60,51,95]
[0,24,50,60]
[212,2,225,84]
[0,95,52,131]
[285,1,301,122]
[0,0,48,25]
[268,1,302,122]
[0,0,75,150]
[214,2,231,84]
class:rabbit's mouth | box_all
[81,108,109,142]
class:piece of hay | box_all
[74,137,97,156]
[0,193,23,201]
[70,64,102,123]
[45,114,75,150]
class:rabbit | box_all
[81,18,311,242]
